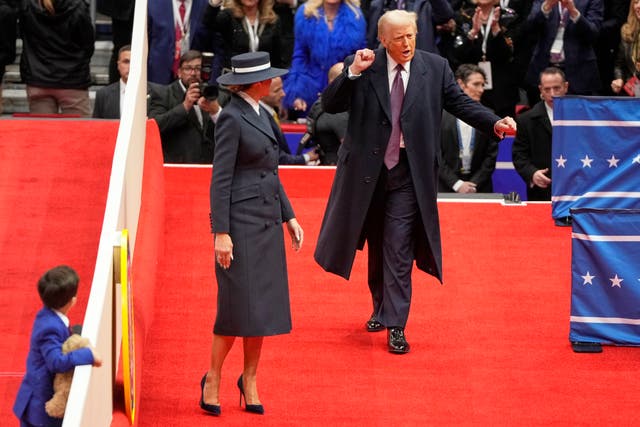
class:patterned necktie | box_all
[384,64,405,169]
[173,0,187,76]
[397,0,405,10]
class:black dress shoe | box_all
[387,327,410,354]
[366,316,385,332]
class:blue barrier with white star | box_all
[569,208,640,345]
[551,97,640,220]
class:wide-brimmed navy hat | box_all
[217,52,288,85]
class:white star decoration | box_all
[581,271,595,285]
[554,154,640,165]
[581,155,594,168]
[555,155,567,168]
[607,155,620,168]
[610,274,623,288]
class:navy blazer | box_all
[147,0,208,84]
[92,81,121,119]
[525,0,603,94]
[13,307,94,426]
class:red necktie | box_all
[384,64,405,169]
[173,0,187,77]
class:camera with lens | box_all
[199,51,218,100]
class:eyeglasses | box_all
[181,66,202,73]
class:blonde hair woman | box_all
[612,0,640,95]
[283,0,366,114]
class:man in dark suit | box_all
[512,66,568,201]
[439,64,498,194]
[148,50,219,164]
[260,76,319,165]
[93,45,131,119]
[147,0,209,84]
[314,10,516,354]
[524,0,602,102]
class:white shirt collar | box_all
[259,100,276,117]
[238,91,261,115]
[386,53,410,75]
[53,309,70,328]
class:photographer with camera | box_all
[148,50,220,164]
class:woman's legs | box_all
[241,336,264,405]
[203,334,235,405]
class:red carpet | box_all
[0,119,117,423]
[133,167,640,427]
[2,123,639,426]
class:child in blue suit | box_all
[13,266,102,427]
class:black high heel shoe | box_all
[237,375,264,414]
[200,373,221,416]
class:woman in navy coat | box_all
[200,52,303,416]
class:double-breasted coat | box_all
[313,49,501,282]
[210,94,295,336]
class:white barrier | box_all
[62,1,148,426]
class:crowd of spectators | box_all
[1,0,639,168]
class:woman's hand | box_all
[214,233,233,269]
[286,218,304,252]
[292,98,307,112]
[471,7,483,33]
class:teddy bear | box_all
[45,333,91,418]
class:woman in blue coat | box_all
[283,0,366,114]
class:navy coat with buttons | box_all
[210,94,295,336]
[314,49,501,282]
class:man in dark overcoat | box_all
[512,66,568,201]
[314,10,516,353]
